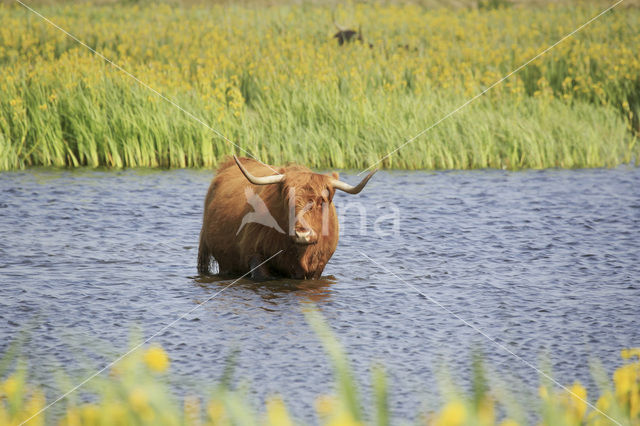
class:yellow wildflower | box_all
[266,396,293,426]
[128,387,149,412]
[81,404,100,425]
[614,364,637,397]
[621,348,640,360]
[61,407,81,426]
[143,345,169,372]
[2,375,19,397]
[128,387,154,421]
[477,397,495,425]
[325,410,361,426]
[23,389,45,426]
[436,400,466,426]
[596,392,612,412]
[207,399,226,423]
[563,382,587,423]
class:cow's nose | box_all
[294,229,317,244]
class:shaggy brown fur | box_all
[197,157,340,280]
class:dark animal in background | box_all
[197,156,376,280]
[332,12,372,48]
[331,14,416,51]
[334,23,363,45]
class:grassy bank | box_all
[2,310,639,425]
[1,2,639,170]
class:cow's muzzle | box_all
[293,229,317,245]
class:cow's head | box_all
[234,156,376,245]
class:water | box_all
[1,167,639,423]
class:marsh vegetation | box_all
[1,1,639,170]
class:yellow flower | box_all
[325,411,361,426]
[207,399,226,423]
[566,382,587,421]
[477,397,495,425]
[81,404,100,425]
[143,345,169,372]
[613,364,636,396]
[61,407,81,426]
[38,104,47,110]
[500,419,519,426]
[314,395,360,426]
[23,389,45,426]
[266,396,293,426]
[436,400,466,426]
[596,392,612,412]
[2,375,19,397]
[128,387,155,421]
[128,387,149,412]
[621,348,640,360]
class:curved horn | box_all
[332,11,346,32]
[234,155,285,185]
[331,169,377,194]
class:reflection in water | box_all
[193,274,336,304]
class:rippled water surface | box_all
[1,167,639,422]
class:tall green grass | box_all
[1,77,635,171]
[0,2,638,171]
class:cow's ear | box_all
[331,172,339,180]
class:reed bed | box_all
[0,2,639,170]
[2,309,639,425]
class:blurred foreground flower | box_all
[143,345,169,373]
[436,400,467,426]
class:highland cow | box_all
[197,156,376,280]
